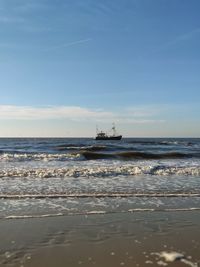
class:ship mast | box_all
[112,123,116,136]
[96,125,99,134]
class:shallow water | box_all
[0,212,199,267]
[0,138,200,218]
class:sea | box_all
[0,137,200,219]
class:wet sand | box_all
[0,211,200,267]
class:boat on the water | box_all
[95,124,122,140]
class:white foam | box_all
[181,259,199,267]
[3,205,200,221]
[0,165,200,178]
[157,260,168,266]
[1,193,200,199]
[86,210,106,214]
[4,210,109,220]
[0,153,82,162]
[128,208,155,212]
[160,251,184,262]
[156,251,198,267]
[5,213,64,219]
[145,260,153,264]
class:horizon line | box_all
[0,136,199,139]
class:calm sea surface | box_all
[0,138,200,218]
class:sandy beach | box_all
[0,210,199,267]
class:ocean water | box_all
[0,137,200,218]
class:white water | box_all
[0,138,200,219]
[1,160,200,178]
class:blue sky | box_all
[0,0,200,137]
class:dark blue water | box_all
[0,138,200,218]
[0,137,200,155]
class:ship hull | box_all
[95,135,122,140]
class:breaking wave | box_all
[1,151,199,162]
[0,152,83,162]
[1,165,200,178]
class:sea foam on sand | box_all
[153,251,198,267]
[160,251,185,261]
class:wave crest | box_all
[0,165,200,178]
[0,152,82,162]
[1,150,200,162]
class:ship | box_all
[95,123,122,140]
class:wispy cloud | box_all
[125,106,160,118]
[0,105,112,121]
[0,0,49,32]
[0,0,48,12]
[14,1,49,12]
[0,15,24,24]
[0,105,164,124]
[160,28,200,50]
[46,38,92,51]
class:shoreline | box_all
[0,210,199,267]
